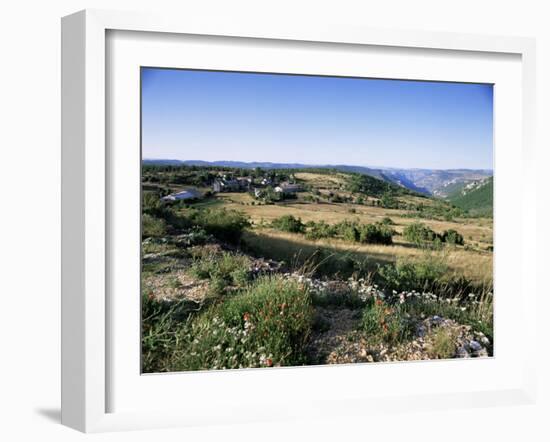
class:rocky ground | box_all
[307,308,489,364]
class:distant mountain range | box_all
[143,159,493,198]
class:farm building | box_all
[253,188,264,198]
[274,183,301,194]
[161,188,203,202]
[237,177,253,189]
[213,178,241,192]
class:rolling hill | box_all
[448,177,493,216]
[143,159,492,197]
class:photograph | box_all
[140,67,494,373]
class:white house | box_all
[274,183,301,194]
[161,188,202,202]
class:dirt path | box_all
[306,307,371,365]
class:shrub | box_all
[303,220,392,245]
[189,208,250,244]
[188,250,251,291]
[336,220,360,242]
[428,328,456,359]
[403,222,438,244]
[358,223,393,245]
[142,213,167,238]
[142,192,164,216]
[441,229,464,245]
[141,293,201,373]
[271,215,306,233]
[380,217,395,226]
[172,276,314,370]
[379,192,399,209]
[377,256,448,292]
[361,298,411,345]
[305,221,337,240]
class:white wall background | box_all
[0,1,548,440]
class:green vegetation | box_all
[441,229,464,245]
[403,222,464,247]
[271,215,306,233]
[403,222,439,244]
[428,328,456,359]
[188,250,251,293]
[188,208,250,244]
[358,223,393,245]
[361,298,412,345]
[377,255,448,293]
[448,177,493,217]
[346,173,410,198]
[301,219,393,245]
[142,213,167,238]
[143,277,313,372]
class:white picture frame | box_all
[61,9,537,433]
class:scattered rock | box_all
[469,340,482,352]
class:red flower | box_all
[266,358,273,367]
[243,313,250,322]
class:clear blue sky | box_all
[141,68,493,170]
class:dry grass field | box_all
[206,191,493,285]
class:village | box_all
[161,171,302,202]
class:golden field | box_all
[207,191,493,284]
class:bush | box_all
[403,222,438,244]
[380,217,395,226]
[142,214,167,238]
[403,223,464,247]
[141,293,201,373]
[336,220,360,242]
[305,221,337,240]
[379,192,399,209]
[428,328,456,359]
[441,229,464,245]
[188,250,251,292]
[304,220,392,245]
[361,298,411,345]
[358,224,393,245]
[271,215,306,233]
[378,256,448,292]
[172,276,314,371]
[189,208,250,244]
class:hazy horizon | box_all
[142,157,493,172]
[142,68,494,170]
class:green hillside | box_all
[448,177,493,217]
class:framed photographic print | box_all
[61,9,537,432]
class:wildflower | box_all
[243,312,250,322]
[266,358,273,367]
